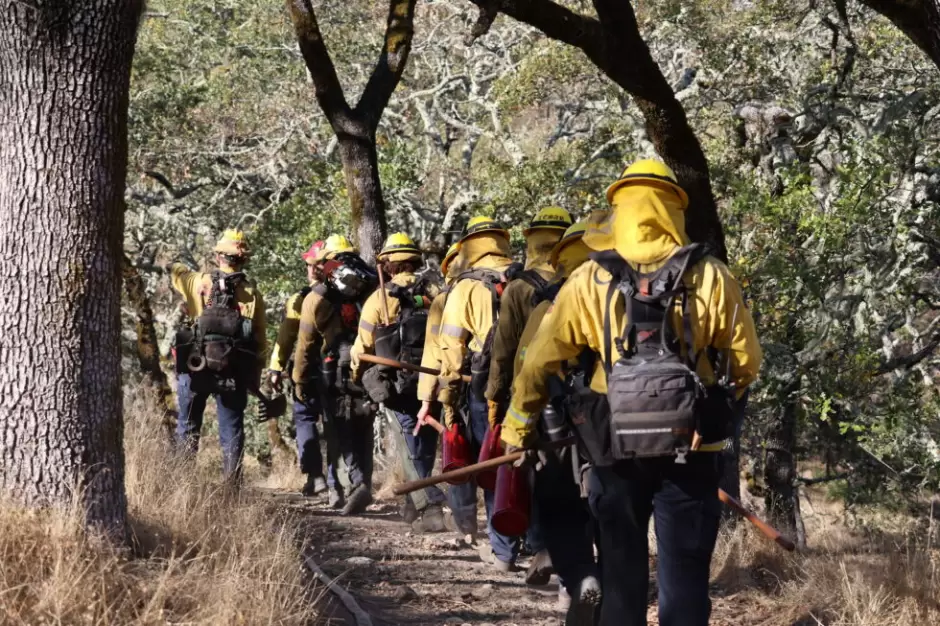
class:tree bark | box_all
[0,0,143,535]
[122,257,177,440]
[860,0,940,71]
[287,0,417,262]
[763,377,802,546]
[465,0,726,260]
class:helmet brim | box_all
[459,226,509,244]
[605,175,690,209]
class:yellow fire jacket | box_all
[169,263,267,368]
[504,184,762,449]
[417,291,447,402]
[291,286,351,386]
[437,236,513,406]
[350,272,416,381]
[268,286,314,373]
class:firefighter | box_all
[292,235,378,513]
[351,233,448,533]
[267,241,330,497]
[505,159,762,626]
[506,220,601,623]
[169,229,267,482]
[425,216,517,571]
[484,206,572,584]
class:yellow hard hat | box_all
[460,215,509,243]
[214,229,251,257]
[440,242,460,275]
[523,206,573,236]
[322,234,356,260]
[550,220,590,267]
[378,232,422,262]
[605,159,689,209]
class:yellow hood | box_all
[450,232,511,274]
[524,229,562,276]
[583,185,690,265]
[554,238,592,280]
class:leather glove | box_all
[505,444,548,471]
[442,404,458,428]
[487,400,505,428]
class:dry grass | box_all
[710,492,940,625]
[0,397,319,625]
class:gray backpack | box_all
[593,245,712,462]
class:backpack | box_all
[311,281,362,391]
[454,267,510,400]
[591,244,717,463]
[187,271,255,389]
[367,277,433,404]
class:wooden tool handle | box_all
[392,436,576,496]
[718,489,796,552]
[359,353,472,383]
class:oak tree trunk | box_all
[337,124,388,263]
[763,378,802,547]
[0,0,142,535]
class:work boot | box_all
[400,498,419,524]
[411,504,446,534]
[341,483,373,516]
[525,549,554,586]
[477,543,512,573]
[302,475,328,497]
[564,576,601,626]
[444,511,479,540]
[328,488,345,510]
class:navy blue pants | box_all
[388,406,445,507]
[448,396,516,563]
[588,454,722,626]
[534,452,596,595]
[292,398,329,483]
[175,372,247,480]
[323,389,374,490]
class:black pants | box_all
[534,451,597,596]
[588,454,722,626]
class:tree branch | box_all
[357,0,419,130]
[466,0,603,54]
[286,0,352,129]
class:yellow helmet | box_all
[605,159,689,209]
[214,229,251,257]
[322,234,356,260]
[523,206,573,236]
[550,220,590,267]
[440,242,460,275]
[378,232,422,262]
[460,215,509,243]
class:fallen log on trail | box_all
[359,353,472,383]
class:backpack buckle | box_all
[675,448,688,464]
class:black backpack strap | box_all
[516,269,549,292]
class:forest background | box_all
[122,0,940,543]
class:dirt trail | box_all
[268,486,772,626]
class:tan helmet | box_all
[550,220,590,267]
[214,229,251,258]
[440,242,460,275]
[523,206,573,236]
[605,159,689,209]
[377,232,422,263]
